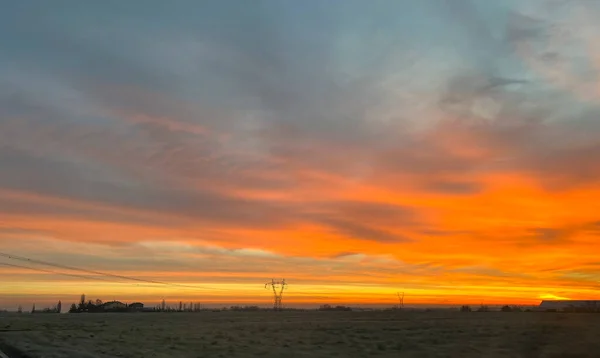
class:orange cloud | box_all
[3,62,600,309]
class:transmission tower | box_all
[265,279,287,311]
[397,292,404,309]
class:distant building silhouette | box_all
[103,301,126,310]
[128,302,144,311]
[540,300,600,312]
[69,294,151,313]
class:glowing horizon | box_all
[1,0,600,309]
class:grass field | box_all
[1,310,599,358]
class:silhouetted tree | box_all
[460,305,472,312]
[69,303,77,313]
[57,301,62,314]
[501,305,512,312]
[17,305,22,314]
[179,301,183,312]
[78,294,86,311]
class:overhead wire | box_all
[0,261,172,289]
[0,261,112,282]
[0,251,229,292]
[0,251,364,298]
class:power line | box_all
[0,262,111,283]
[0,251,229,292]
[0,261,178,289]
[0,251,179,286]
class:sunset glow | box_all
[1,0,600,309]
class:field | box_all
[1,310,599,358]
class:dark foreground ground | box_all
[0,310,599,358]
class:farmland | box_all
[0,310,599,358]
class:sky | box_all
[1,0,600,309]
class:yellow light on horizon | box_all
[539,293,571,300]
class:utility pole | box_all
[397,292,404,310]
[265,279,287,311]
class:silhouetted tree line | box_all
[67,295,214,313]
[229,305,256,311]
[209,306,305,312]
[318,304,353,311]
[229,305,261,311]
[69,294,137,313]
[151,300,207,312]
[460,304,529,312]
[500,305,523,312]
[28,301,61,314]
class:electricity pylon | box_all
[397,292,404,309]
[265,279,287,311]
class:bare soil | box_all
[0,311,599,357]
